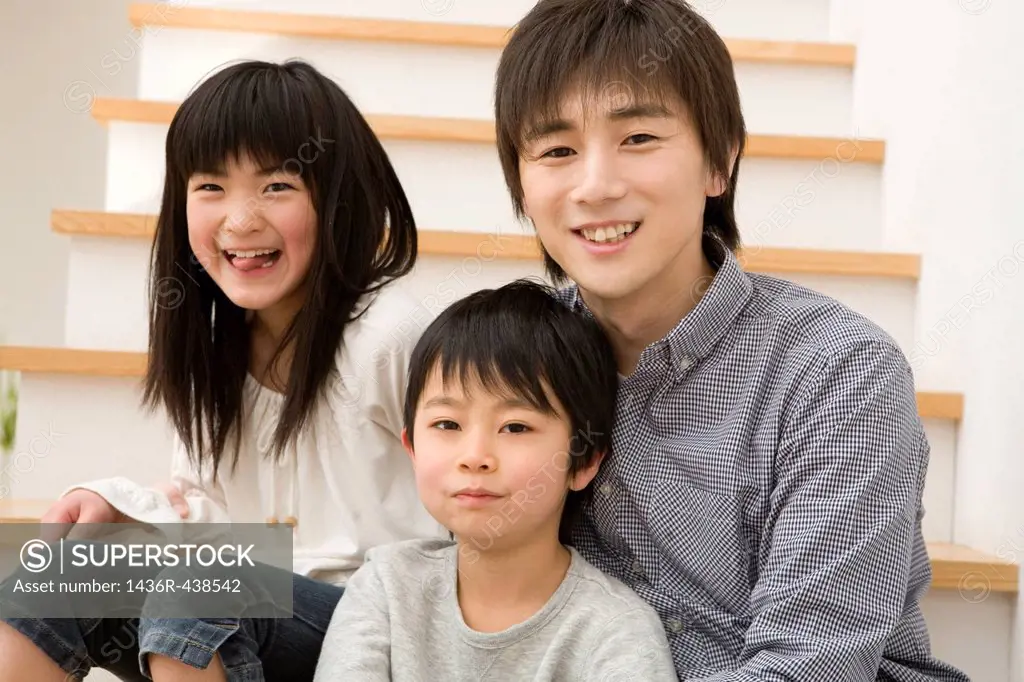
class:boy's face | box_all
[403,366,601,551]
[518,86,725,304]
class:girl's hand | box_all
[152,482,190,520]
[39,489,126,541]
[38,484,188,542]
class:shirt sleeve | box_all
[62,431,230,525]
[313,556,393,681]
[580,606,679,681]
[686,341,930,681]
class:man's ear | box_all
[705,145,739,197]
[401,427,415,462]
[569,450,606,491]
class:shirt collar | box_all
[565,246,753,375]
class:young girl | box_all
[0,59,443,681]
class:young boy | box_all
[312,280,677,680]
[492,1,969,680]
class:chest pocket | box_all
[647,480,752,620]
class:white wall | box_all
[851,0,1024,564]
[848,3,1024,679]
[0,0,134,347]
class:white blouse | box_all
[66,280,447,586]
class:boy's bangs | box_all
[428,328,558,417]
[168,63,328,184]
[509,12,693,148]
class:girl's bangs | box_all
[167,63,330,183]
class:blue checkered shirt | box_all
[562,248,969,681]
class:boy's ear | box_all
[569,450,606,491]
[705,145,739,197]
[401,427,415,461]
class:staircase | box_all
[0,1,1017,680]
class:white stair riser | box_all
[159,0,831,42]
[921,590,1014,682]
[101,123,884,252]
[130,29,854,138]
[921,418,956,544]
[5,375,174,502]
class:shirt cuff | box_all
[62,477,186,525]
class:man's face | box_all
[518,87,725,304]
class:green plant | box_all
[0,375,15,453]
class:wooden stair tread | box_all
[0,347,148,378]
[0,346,964,421]
[0,498,1010,593]
[927,542,1019,594]
[88,97,885,163]
[51,209,917,279]
[128,2,856,67]
[0,499,53,524]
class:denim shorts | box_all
[0,546,344,682]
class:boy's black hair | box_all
[494,0,746,276]
[403,279,619,544]
[142,59,417,477]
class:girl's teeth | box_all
[228,249,276,258]
[581,223,638,243]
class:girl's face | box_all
[186,153,317,324]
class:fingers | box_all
[168,488,190,519]
[154,483,190,519]
[38,501,77,543]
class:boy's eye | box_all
[501,423,530,434]
[433,420,459,431]
[625,133,657,145]
[541,147,574,159]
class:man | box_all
[493,0,969,679]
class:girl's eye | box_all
[541,147,574,159]
[433,420,459,431]
[195,183,221,192]
[626,133,657,145]
[266,182,294,192]
[501,423,530,434]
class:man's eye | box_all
[541,147,574,159]
[625,134,657,145]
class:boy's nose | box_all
[570,151,628,205]
[456,442,498,472]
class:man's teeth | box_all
[581,223,638,243]
[226,248,277,258]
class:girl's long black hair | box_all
[142,59,417,479]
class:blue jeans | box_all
[0,562,344,681]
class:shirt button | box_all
[599,483,614,496]
[667,618,683,633]
[632,559,643,574]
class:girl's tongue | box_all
[228,251,280,271]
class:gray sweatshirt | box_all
[313,538,678,681]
